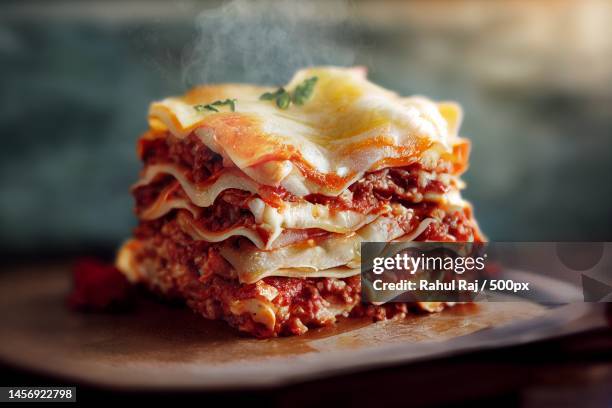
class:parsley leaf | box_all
[276,91,291,109]
[259,77,318,110]
[194,98,237,113]
[260,88,286,101]
[292,76,318,105]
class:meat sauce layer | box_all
[135,198,480,257]
[131,220,448,337]
[134,133,464,243]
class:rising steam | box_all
[182,0,357,86]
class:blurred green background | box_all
[1,0,611,259]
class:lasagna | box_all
[116,67,483,337]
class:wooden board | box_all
[0,262,600,390]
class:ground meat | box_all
[130,232,364,337]
[257,185,301,207]
[132,159,462,242]
[417,207,478,242]
[350,302,416,321]
[140,133,223,183]
[133,186,256,232]
[138,132,452,215]
[133,175,176,211]
[126,204,477,338]
[134,198,480,254]
[133,131,483,248]
[126,132,481,337]
[305,165,449,213]
[196,189,254,232]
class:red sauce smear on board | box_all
[67,258,132,312]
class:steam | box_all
[182,0,357,86]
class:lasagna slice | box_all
[116,67,483,337]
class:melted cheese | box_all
[254,266,359,282]
[147,67,469,196]
[176,211,267,248]
[116,239,142,283]
[176,209,365,252]
[133,164,259,208]
[140,197,198,220]
[221,215,431,284]
[136,165,387,248]
[136,163,465,226]
[138,181,200,220]
[135,161,473,247]
[247,197,380,245]
[230,299,277,330]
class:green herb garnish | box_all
[276,91,291,109]
[259,77,318,110]
[194,98,236,113]
[292,76,318,105]
[259,87,287,101]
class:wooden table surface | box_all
[0,262,610,406]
